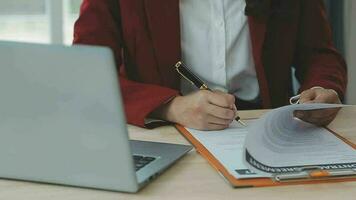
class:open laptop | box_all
[0,41,192,192]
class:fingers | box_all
[312,89,341,104]
[206,114,233,126]
[299,89,317,103]
[299,87,341,104]
[206,103,236,120]
[169,90,238,131]
[205,123,229,131]
[194,90,237,130]
[294,112,337,126]
[191,112,232,131]
[294,108,340,120]
[207,90,236,109]
[296,87,341,126]
[294,108,340,126]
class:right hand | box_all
[154,90,237,130]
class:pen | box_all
[175,61,247,127]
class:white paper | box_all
[244,103,356,175]
[186,120,267,179]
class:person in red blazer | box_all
[73,0,347,130]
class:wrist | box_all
[163,95,182,123]
[149,95,181,123]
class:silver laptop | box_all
[0,41,192,192]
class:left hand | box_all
[293,87,341,126]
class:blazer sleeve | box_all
[293,0,347,100]
[73,0,179,127]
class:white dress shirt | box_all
[179,0,260,101]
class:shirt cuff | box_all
[144,118,172,129]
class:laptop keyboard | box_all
[133,155,156,171]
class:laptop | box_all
[0,41,192,192]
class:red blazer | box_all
[73,0,347,127]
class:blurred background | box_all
[0,0,81,44]
[0,0,355,104]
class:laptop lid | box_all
[0,41,139,192]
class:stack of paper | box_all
[185,104,356,180]
[244,104,356,176]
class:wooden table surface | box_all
[1,107,356,200]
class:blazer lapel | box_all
[143,0,181,89]
[248,17,271,108]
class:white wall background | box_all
[345,0,356,104]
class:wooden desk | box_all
[1,108,356,200]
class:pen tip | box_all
[239,120,247,127]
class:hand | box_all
[294,87,341,126]
[153,90,237,130]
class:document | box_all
[186,120,266,179]
[244,103,356,175]
[185,104,356,179]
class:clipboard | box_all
[176,124,356,188]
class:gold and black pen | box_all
[175,61,247,127]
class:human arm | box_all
[73,0,179,127]
[293,0,347,126]
[74,0,237,130]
